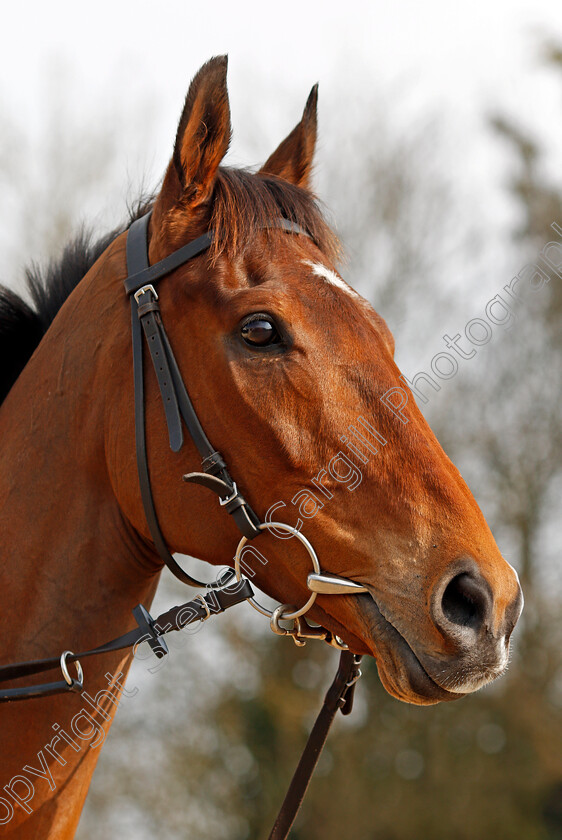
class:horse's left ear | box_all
[260,85,318,189]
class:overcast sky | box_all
[2,0,562,279]
[3,0,562,156]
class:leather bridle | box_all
[125,210,261,588]
[0,213,370,839]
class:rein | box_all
[0,213,368,839]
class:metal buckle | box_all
[346,668,363,688]
[193,594,211,621]
[269,612,350,650]
[219,481,238,506]
[60,650,84,690]
[327,634,349,651]
[133,284,159,304]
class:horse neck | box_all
[0,376,158,657]
[0,244,161,837]
[0,243,160,661]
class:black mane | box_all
[0,169,338,408]
[0,204,149,406]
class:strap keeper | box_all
[224,493,245,514]
[137,300,161,318]
[202,450,228,475]
[340,656,362,715]
[132,604,169,660]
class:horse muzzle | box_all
[355,556,523,705]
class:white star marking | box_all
[302,260,359,298]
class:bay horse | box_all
[0,56,522,838]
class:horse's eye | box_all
[240,316,280,347]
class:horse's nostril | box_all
[441,572,487,632]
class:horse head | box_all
[99,56,523,706]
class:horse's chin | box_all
[353,593,465,706]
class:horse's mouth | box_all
[354,592,464,705]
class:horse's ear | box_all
[160,56,231,213]
[260,85,318,189]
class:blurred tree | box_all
[0,59,156,289]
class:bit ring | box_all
[234,521,320,621]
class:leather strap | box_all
[124,230,214,296]
[131,286,213,587]
[268,652,363,840]
[138,291,183,453]
[0,581,254,701]
[123,215,308,296]
[126,215,260,588]
[124,212,311,586]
